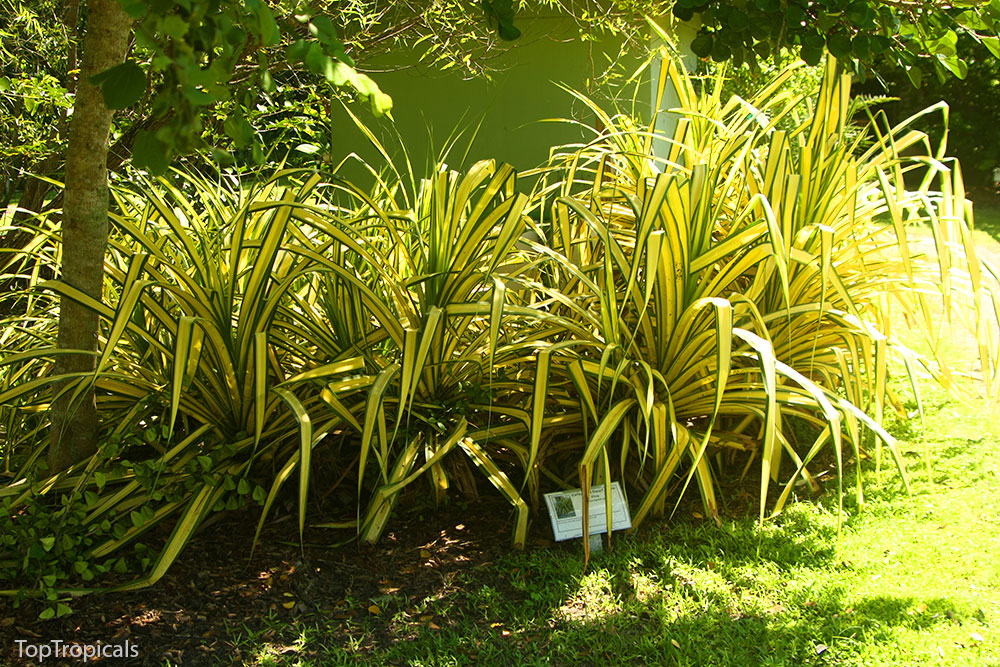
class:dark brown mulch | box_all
[0,494,527,666]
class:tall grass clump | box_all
[0,169,375,607]
[525,55,998,560]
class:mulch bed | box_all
[0,494,529,666]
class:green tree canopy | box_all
[674,0,1000,84]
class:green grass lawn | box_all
[216,376,999,666]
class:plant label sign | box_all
[543,482,632,541]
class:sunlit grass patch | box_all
[222,356,999,665]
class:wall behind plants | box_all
[325,15,645,180]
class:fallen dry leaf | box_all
[281,601,295,609]
[419,549,432,559]
[971,631,985,643]
[368,604,381,615]
[671,639,681,649]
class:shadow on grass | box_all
[973,203,1000,243]
[223,512,967,666]
[508,590,961,667]
[221,414,1000,666]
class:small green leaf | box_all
[40,536,55,552]
[983,36,1000,58]
[311,15,339,44]
[42,574,57,587]
[197,455,212,471]
[261,69,274,92]
[937,54,968,79]
[482,0,521,40]
[90,61,146,110]
[871,34,891,54]
[252,485,266,504]
[351,72,378,97]
[497,21,521,41]
[254,4,280,46]
[728,8,749,31]
[211,148,235,166]
[800,44,824,66]
[710,39,731,62]
[286,39,309,63]
[845,0,873,26]
[158,14,189,39]
[828,33,852,59]
[119,0,147,19]
[295,143,321,154]
[0,76,10,92]
[39,607,55,620]
[673,5,695,21]
[223,114,254,148]
[370,91,393,118]
[691,34,713,58]
[225,25,247,46]
[56,603,73,618]
[182,85,215,106]
[328,61,352,87]
[238,478,251,495]
[132,130,170,174]
[305,43,327,75]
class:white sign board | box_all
[543,482,632,541]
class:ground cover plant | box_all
[0,51,998,630]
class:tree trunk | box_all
[48,0,131,473]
